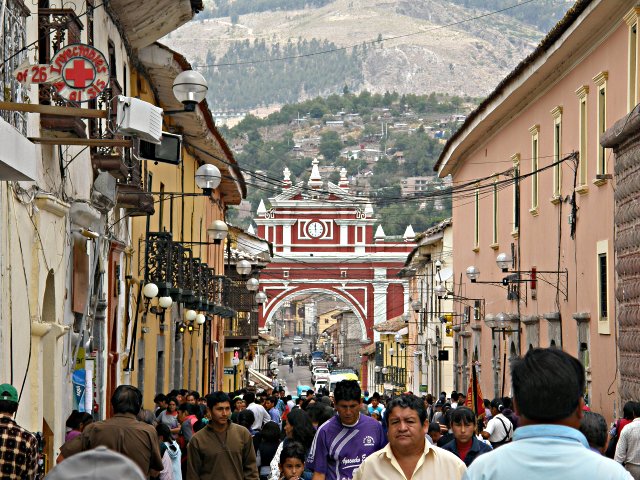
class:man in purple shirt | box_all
[307,380,386,480]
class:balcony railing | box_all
[224,312,258,339]
[1,0,30,135]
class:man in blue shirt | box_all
[463,348,631,480]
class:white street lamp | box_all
[394,333,402,343]
[195,313,206,325]
[374,366,381,373]
[172,70,208,111]
[496,252,512,272]
[434,284,447,298]
[142,283,159,299]
[389,346,395,356]
[246,277,259,291]
[466,265,480,283]
[158,296,173,309]
[207,219,228,243]
[411,300,422,312]
[236,259,252,276]
[185,310,197,322]
[195,164,222,196]
[381,367,388,375]
[255,291,267,305]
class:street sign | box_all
[14,43,108,103]
[223,367,234,375]
[419,384,428,392]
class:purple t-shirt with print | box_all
[306,413,386,480]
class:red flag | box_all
[465,363,484,416]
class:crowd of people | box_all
[0,348,639,479]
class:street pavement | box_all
[278,335,312,396]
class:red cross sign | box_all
[64,59,95,88]
[14,43,109,103]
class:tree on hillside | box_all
[319,131,342,162]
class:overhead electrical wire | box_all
[197,0,539,69]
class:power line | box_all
[197,0,538,69]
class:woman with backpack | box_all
[481,398,513,448]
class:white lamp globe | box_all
[185,309,197,322]
[158,296,173,309]
[236,259,252,276]
[195,313,206,325]
[466,265,480,282]
[246,278,259,291]
[142,283,158,299]
[255,291,267,305]
[496,252,512,271]
[394,333,402,343]
[172,70,208,107]
[195,164,222,191]
[207,219,228,240]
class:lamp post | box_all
[374,365,381,394]
[170,70,208,113]
[389,345,395,392]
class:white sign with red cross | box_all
[14,43,109,103]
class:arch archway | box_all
[263,286,368,341]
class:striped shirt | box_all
[307,414,386,480]
[616,417,640,466]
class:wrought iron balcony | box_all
[37,8,87,137]
[1,0,30,135]
[224,312,258,340]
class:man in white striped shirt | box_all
[615,402,640,479]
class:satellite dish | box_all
[438,267,453,282]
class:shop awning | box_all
[248,368,273,390]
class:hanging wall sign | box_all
[14,43,109,103]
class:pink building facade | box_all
[436,0,635,419]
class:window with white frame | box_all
[529,125,540,212]
[596,240,610,334]
[474,186,480,250]
[576,85,589,188]
[492,179,498,246]
[512,153,520,235]
[625,8,640,112]
[594,72,608,179]
[551,106,563,200]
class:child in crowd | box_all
[278,441,307,480]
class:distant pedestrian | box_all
[464,347,631,480]
[441,407,492,467]
[0,383,38,479]
[265,396,281,426]
[580,410,608,455]
[615,401,640,478]
[480,399,513,448]
[289,359,294,374]
[187,391,258,480]
[246,392,272,432]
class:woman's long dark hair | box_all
[286,408,316,451]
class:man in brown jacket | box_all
[58,385,163,477]
[187,391,258,480]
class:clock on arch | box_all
[307,221,325,238]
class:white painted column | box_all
[373,268,388,342]
[283,225,291,253]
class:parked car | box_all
[297,385,312,397]
[293,336,304,344]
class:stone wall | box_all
[602,109,640,403]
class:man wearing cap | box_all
[0,383,38,479]
[58,385,163,478]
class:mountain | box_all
[161,0,572,113]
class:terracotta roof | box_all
[373,317,407,332]
[435,0,593,173]
[415,218,452,242]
